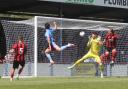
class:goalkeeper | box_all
[68,32,104,78]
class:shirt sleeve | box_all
[105,34,108,39]
[45,31,50,38]
[12,44,17,49]
[97,36,101,41]
[114,34,119,39]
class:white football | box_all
[79,31,85,37]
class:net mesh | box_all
[1,19,34,62]
[37,16,128,76]
[1,16,128,77]
[37,16,128,64]
[1,19,34,76]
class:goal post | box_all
[34,16,38,77]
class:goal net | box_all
[1,18,35,78]
[36,16,128,77]
[1,16,128,77]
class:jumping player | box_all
[10,35,27,81]
[44,22,74,65]
[100,28,119,64]
[68,32,104,78]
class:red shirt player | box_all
[10,35,27,81]
[100,28,119,64]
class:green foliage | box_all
[0,13,33,20]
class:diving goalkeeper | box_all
[68,32,104,78]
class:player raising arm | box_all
[44,22,75,65]
[68,32,104,78]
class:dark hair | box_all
[92,32,98,35]
[18,35,23,41]
[45,23,50,29]
[109,28,115,35]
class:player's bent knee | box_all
[105,51,109,57]
[100,54,105,61]
[45,49,51,53]
[112,49,117,56]
[112,49,117,53]
[56,48,61,51]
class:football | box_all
[79,31,85,37]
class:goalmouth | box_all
[1,16,128,78]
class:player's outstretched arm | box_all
[87,35,92,47]
[98,36,103,46]
[53,21,58,30]
[9,49,15,54]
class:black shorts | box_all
[106,48,113,52]
[104,46,115,52]
[13,60,25,69]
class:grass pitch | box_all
[0,77,128,89]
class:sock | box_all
[17,74,19,78]
[70,57,85,68]
[11,73,14,79]
[45,53,53,63]
[99,63,104,74]
[112,49,117,62]
[60,44,69,51]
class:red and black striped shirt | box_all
[12,42,27,62]
[105,33,118,48]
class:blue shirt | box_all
[45,28,55,44]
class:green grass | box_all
[0,77,128,89]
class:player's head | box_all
[18,35,24,43]
[92,32,98,39]
[108,28,114,35]
[45,23,50,29]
